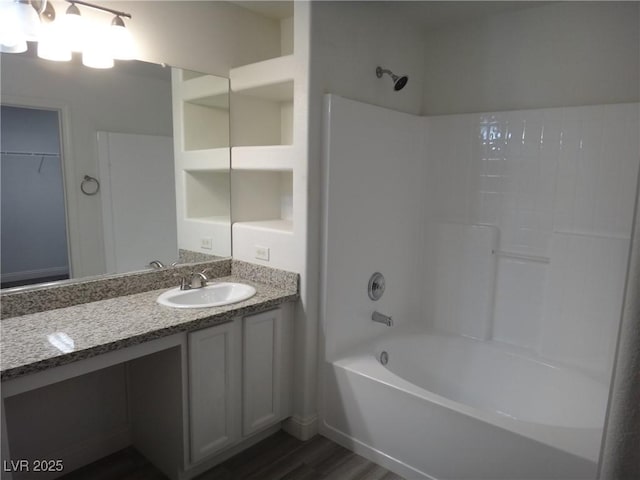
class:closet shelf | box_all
[1,151,59,157]
[230,55,295,101]
[231,146,294,171]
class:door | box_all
[188,321,241,464]
[97,132,177,273]
[242,306,293,436]
[0,105,69,288]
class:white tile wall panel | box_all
[539,233,630,376]
[492,257,547,349]
[425,102,639,373]
[430,223,498,340]
[554,104,639,238]
[323,95,424,360]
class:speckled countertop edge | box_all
[0,260,299,320]
[1,274,298,381]
[0,259,233,319]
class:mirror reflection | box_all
[0,49,231,289]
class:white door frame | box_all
[2,95,82,279]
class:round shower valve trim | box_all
[368,272,385,301]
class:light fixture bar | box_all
[64,0,131,19]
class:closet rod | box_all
[0,151,60,157]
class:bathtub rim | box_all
[329,346,603,463]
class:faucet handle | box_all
[191,272,208,289]
[179,276,191,290]
[149,260,165,269]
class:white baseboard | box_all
[319,421,434,480]
[282,414,318,441]
[179,424,281,480]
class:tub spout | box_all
[372,311,393,327]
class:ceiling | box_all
[232,1,294,20]
[391,1,549,31]
[233,1,548,30]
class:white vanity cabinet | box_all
[242,305,293,436]
[187,320,242,463]
[186,303,293,468]
[1,280,296,480]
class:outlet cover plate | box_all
[255,245,270,261]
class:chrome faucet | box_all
[149,260,165,269]
[372,311,393,327]
[180,271,209,290]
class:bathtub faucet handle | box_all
[372,311,393,327]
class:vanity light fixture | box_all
[109,14,135,60]
[0,0,136,68]
[62,2,85,52]
[0,0,39,53]
[13,0,41,41]
[37,19,73,61]
[37,1,73,62]
[82,25,114,68]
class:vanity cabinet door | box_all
[188,320,241,464]
[242,305,293,436]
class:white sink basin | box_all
[157,282,256,309]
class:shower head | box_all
[376,66,408,91]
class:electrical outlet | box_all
[255,245,270,261]
[201,237,213,250]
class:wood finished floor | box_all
[58,431,404,480]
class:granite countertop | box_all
[1,275,297,381]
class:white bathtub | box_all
[321,326,608,479]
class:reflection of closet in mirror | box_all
[172,69,231,259]
[1,50,233,288]
[0,52,181,282]
[0,106,70,288]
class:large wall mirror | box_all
[0,48,231,289]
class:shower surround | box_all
[320,95,639,479]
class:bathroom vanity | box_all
[0,260,298,480]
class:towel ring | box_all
[80,175,100,196]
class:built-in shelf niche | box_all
[231,171,292,230]
[230,55,294,147]
[184,170,231,222]
[176,69,230,151]
[227,11,299,270]
[231,145,294,171]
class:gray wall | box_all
[421,2,640,115]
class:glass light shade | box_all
[15,1,41,41]
[0,2,26,49]
[61,6,85,52]
[109,18,135,60]
[37,21,72,61]
[82,27,113,69]
[0,39,27,53]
